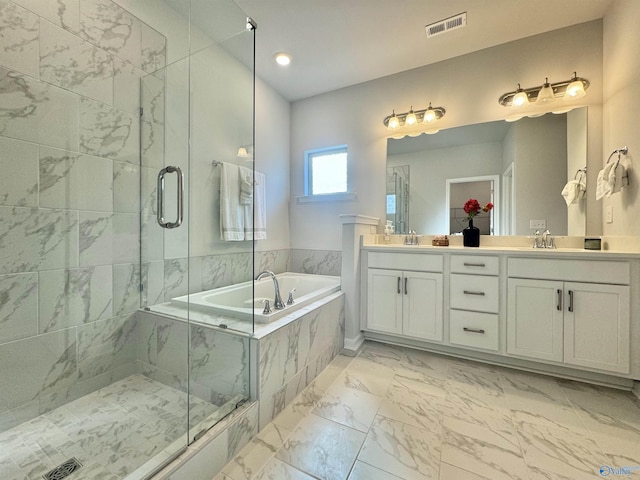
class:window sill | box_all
[297,192,357,203]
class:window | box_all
[304,145,348,196]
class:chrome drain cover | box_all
[42,458,83,480]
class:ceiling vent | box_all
[425,12,467,38]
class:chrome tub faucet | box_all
[255,270,285,310]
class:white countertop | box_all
[362,234,640,259]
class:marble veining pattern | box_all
[40,20,114,105]
[0,136,38,207]
[0,0,39,78]
[0,374,222,479]
[219,341,640,480]
[10,0,80,33]
[290,249,341,276]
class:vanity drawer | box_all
[450,310,499,351]
[508,258,630,284]
[368,252,443,272]
[450,255,499,276]
[450,274,499,313]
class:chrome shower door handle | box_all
[156,166,184,229]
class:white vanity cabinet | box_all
[366,253,443,342]
[360,245,639,384]
[449,255,500,352]
[507,258,631,374]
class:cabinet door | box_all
[564,282,630,374]
[507,278,564,362]
[367,268,403,334]
[402,271,443,342]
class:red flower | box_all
[464,198,493,219]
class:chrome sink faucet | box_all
[532,230,542,248]
[404,230,419,245]
[255,270,285,310]
[542,229,556,249]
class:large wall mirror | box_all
[386,107,588,236]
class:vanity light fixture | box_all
[511,84,529,109]
[499,72,589,109]
[536,78,555,105]
[383,102,446,130]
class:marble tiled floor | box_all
[0,374,222,480]
[216,341,640,480]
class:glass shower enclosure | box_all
[0,0,254,478]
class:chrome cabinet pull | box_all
[156,166,184,229]
[397,277,401,294]
[463,290,485,296]
[404,277,408,295]
[568,290,574,312]
[463,327,485,334]
[557,289,562,311]
[463,262,486,267]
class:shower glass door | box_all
[139,0,255,463]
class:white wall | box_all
[254,77,292,252]
[290,21,603,250]
[603,0,640,236]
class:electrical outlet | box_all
[529,219,546,230]
[606,206,613,224]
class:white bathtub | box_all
[170,272,341,323]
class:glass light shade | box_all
[536,82,555,104]
[565,80,586,99]
[511,90,529,109]
[405,109,417,126]
[388,112,400,129]
[424,128,439,135]
[423,108,437,123]
[237,147,248,157]
[505,113,523,122]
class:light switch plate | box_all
[606,206,613,223]
[529,219,546,229]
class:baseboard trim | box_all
[343,333,365,353]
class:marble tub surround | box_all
[216,341,640,480]
[0,0,166,434]
[290,248,342,276]
[136,310,251,420]
[256,292,345,430]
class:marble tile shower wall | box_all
[0,0,166,430]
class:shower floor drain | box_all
[42,458,83,480]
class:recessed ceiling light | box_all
[274,52,292,66]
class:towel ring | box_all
[574,167,586,181]
[605,146,630,186]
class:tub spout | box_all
[255,271,285,310]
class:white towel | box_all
[244,171,266,240]
[561,179,586,206]
[219,162,245,241]
[609,161,627,195]
[238,166,253,205]
[596,161,616,200]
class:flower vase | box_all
[463,218,480,247]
